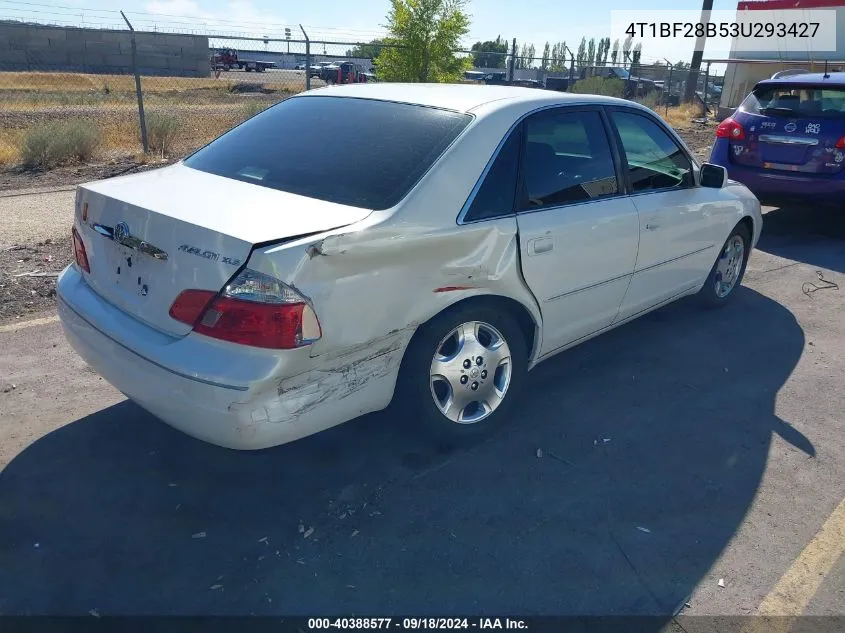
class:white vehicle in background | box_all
[58,84,762,450]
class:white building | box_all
[717,0,845,116]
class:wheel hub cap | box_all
[714,235,745,299]
[429,321,513,424]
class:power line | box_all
[0,0,386,38]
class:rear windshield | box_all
[183,96,472,210]
[741,84,845,119]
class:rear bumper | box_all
[711,140,845,205]
[57,265,405,450]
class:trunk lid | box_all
[76,163,372,336]
[731,111,845,174]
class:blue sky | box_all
[1,0,744,62]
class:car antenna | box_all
[823,60,830,79]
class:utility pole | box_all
[684,0,714,103]
[508,37,516,82]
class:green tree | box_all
[600,37,611,65]
[622,35,633,63]
[470,35,508,68]
[610,38,619,64]
[516,42,535,69]
[551,41,568,71]
[631,42,642,69]
[576,37,586,67]
[376,0,472,82]
[345,39,387,59]
[540,41,551,70]
[586,38,596,67]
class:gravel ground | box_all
[0,238,72,324]
[0,157,171,193]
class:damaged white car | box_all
[58,84,763,450]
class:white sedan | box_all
[57,84,763,450]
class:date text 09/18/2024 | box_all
[307,618,528,630]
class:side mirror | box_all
[700,162,728,189]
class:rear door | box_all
[514,107,640,355]
[731,82,845,175]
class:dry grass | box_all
[0,71,302,112]
[0,71,238,93]
[0,133,23,165]
[0,70,712,169]
[659,102,707,129]
[0,69,290,166]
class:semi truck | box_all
[211,49,275,73]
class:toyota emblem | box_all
[114,222,130,242]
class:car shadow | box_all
[756,203,845,274]
[0,288,811,623]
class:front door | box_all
[608,108,717,320]
[515,107,640,357]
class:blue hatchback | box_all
[709,72,845,206]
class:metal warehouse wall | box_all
[0,21,210,77]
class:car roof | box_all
[296,83,636,114]
[757,72,845,87]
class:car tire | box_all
[395,300,528,448]
[698,222,751,309]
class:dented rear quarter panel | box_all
[245,102,549,412]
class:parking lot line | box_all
[741,495,845,633]
[0,315,59,333]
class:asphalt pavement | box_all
[0,203,843,623]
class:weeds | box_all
[661,102,706,128]
[635,92,661,111]
[571,77,625,98]
[0,136,19,165]
[240,101,268,120]
[144,111,180,157]
[19,118,101,168]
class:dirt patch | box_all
[675,121,717,162]
[0,237,73,325]
[0,156,172,192]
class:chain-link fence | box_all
[0,17,725,168]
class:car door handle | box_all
[645,223,660,230]
[528,237,554,255]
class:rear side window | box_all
[464,127,522,222]
[184,96,472,210]
[519,109,619,209]
[741,84,845,118]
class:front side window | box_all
[519,109,620,209]
[612,111,693,192]
[184,96,471,211]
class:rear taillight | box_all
[72,226,90,273]
[715,117,745,140]
[836,136,845,149]
[169,269,322,349]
